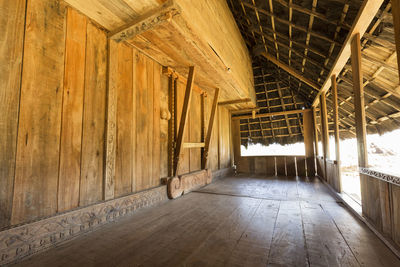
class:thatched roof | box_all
[229,0,400,145]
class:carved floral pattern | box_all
[0,186,167,265]
[360,168,400,186]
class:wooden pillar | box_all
[303,109,315,176]
[312,107,319,156]
[320,92,330,160]
[332,75,342,192]
[392,0,400,83]
[352,33,381,223]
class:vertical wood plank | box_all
[202,88,220,170]
[58,7,87,212]
[331,75,342,191]
[286,156,296,176]
[146,57,154,189]
[12,0,66,224]
[152,62,161,187]
[80,22,107,206]
[131,49,137,192]
[135,52,148,191]
[104,39,117,200]
[115,42,133,197]
[189,91,201,172]
[0,0,26,228]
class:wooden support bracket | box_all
[202,88,220,169]
[174,66,195,176]
[109,0,181,42]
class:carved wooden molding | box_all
[0,186,167,265]
[167,169,212,199]
[109,0,181,43]
[360,168,400,186]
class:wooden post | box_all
[312,107,319,156]
[351,32,369,206]
[320,92,330,160]
[332,75,342,192]
[392,0,400,83]
[174,66,195,176]
[303,109,315,176]
[167,75,175,177]
[202,88,220,169]
[351,34,368,168]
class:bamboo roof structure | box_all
[229,0,400,145]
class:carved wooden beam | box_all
[202,88,219,169]
[109,0,181,42]
[167,169,212,199]
[174,66,195,176]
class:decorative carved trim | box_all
[109,0,181,42]
[0,186,167,265]
[167,169,212,199]
[360,168,400,186]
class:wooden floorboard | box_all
[13,175,400,267]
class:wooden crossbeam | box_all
[311,0,384,107]
[233,108,310,120]
[260,52,320,91]
[109,0,180,42]
[242,2,342,46]
[174,66,195,176]
[183,142,205,148]
[218,98,251,105]
[202,88,219,169]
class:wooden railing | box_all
[359,167,400,248]
[236,155,308,177]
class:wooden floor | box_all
[14,175,400,267]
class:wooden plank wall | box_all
[0,0,232,228]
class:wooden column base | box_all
[167,169,212,199]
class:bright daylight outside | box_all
[242,129,400,204]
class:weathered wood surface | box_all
[79,22,107,206]
[15,175,400,267]
[167,169,212,199]
[0,186,168,266]
[12,0,67,225]
[0,0,26,228]
[58,8,87,212]
[64,0,256,109]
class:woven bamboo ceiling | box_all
[228,0,400,146]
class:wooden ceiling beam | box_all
[390,0,400,82]
[242,2,342,46]
[311,0,384,107]
[233,108,310,120]
[274,0,352,30]
[218,98,251,105]
[260,52,321,92]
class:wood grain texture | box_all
[12,0,67,224]
[115,42,134,197]
[0,0,26,228]
[58,7,87,212]
[135,52,149,191]
[189,91,201,172]
[152,60,162,188]
[80,22,107,206]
